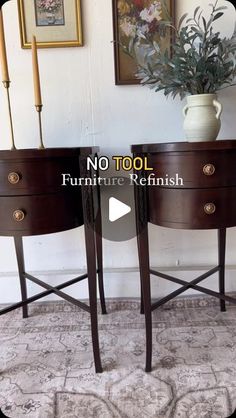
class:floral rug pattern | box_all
[0,297,236,417]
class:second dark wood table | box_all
[132,140,236,372]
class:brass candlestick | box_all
[3,81,16,150]
[35,104,45,149]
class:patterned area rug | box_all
[0,297,236,417]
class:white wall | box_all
[0,0,236,303]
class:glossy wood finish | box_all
[0,147,98,194]
[148,150,236,188]
[0,147,106,373]
[132,139,236,153]
[0,159,79,195]
[132,140,236,372]
[148,187,236,229]
[0,192,83,235]
[0,148,86,236]
[132,141,236,230]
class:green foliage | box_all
[130,1,236,99]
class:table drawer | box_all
[148,150,236,188]
[0,192,83,236]
[148,186,236,229]
[0,158,80,195]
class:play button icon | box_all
[109,197,131,222]
[97,176,138,242]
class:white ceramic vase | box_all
[183,94,222,142]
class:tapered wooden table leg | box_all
[137,227,152,372]
[218,228,226,312]
[84,223,103,373]
[95,178,107,315]
[134,155,152,371]
[14,236,28,319]
[81,157,103,373]
[140,286,144,315]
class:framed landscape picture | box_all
[18,0,83,48]
[112,0,175,85]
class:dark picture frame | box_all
[112,0,175,85]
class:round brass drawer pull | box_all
[8,172,20,184]
[13,210,25,222]
[204,203,216,215]
[203,164,215,176]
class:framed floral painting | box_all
[18,0,83,48]
[112,0,175,85]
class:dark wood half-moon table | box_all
[132,140,236,372]
[0,147,106,373]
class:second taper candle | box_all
[0,9,10,83]
[32,36,42,107]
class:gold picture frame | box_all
[18,0,83,48]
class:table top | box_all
[0,147,99,160]
[131,140,236,154]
